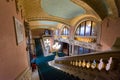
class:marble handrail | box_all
[54,50,120,80]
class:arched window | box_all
[76,20,97,36]
[62,26,69,35]
[75,20,97,43]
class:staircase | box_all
[54,50,120,80]
[38,62,81,80]
[35,38,79,80]
[34,38,120,80]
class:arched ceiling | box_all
[41,0,85,19]
[20,0,119,30]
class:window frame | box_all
[62,26,69,35]
[75,20,97,37]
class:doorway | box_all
[61,42,69,56]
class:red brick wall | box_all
[0,0,29,79]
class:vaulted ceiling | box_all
[20,0,119,30]
[41,0,85,19]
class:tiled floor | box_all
[32,69,40,80]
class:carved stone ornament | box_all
[82,60,86,67]
[86,62,91,68]
[105,57,112,71]
[98,59,104,70]
[91,60,96,69]
[79,60,82,67]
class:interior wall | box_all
[31,29,45,37]
[115,0,120,17]
[0,0,29,80]
[100,17,120,51]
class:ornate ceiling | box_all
[41,0,85,19]
[20,0,119,30]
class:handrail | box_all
[54,50,120,80]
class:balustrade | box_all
[54,50,120,80]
